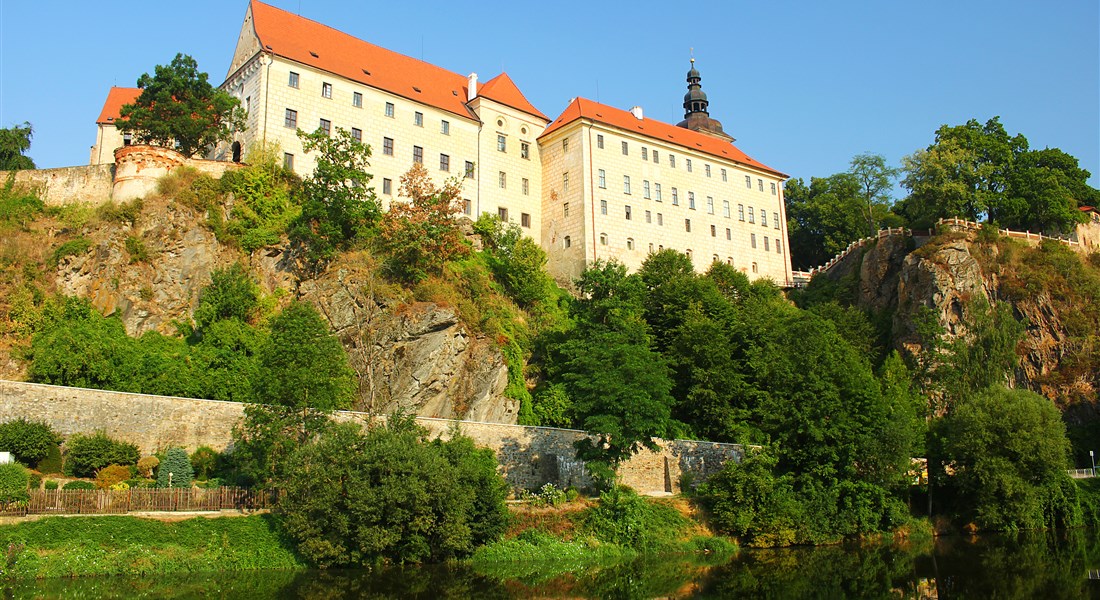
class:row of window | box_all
[494,208,532,228]
[586,230,782,255]
[496,134,533,159]
[562,235,772,272]
[595,170,782,229]
[592,133,778,195]
[288,71,453,135]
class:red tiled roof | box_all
[96,87,142,125]
[540,97,786,178]
[477,73,548,121]
[249,0,486,120]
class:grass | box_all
[0,514,305,579]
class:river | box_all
[7,530,1099,598]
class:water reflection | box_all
[6,530,1099,599]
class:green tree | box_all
[935,298,1025,409]
[193,264,261,332]
[784,173,868,269]
[289,127,380,267]
[849,152,899,235]
[156,447,194,488]
[930,386,1079,530]
[115,54,246,157]
[379,163,469,283]
[1000,148,1098,233]
[0,419,59,467]
[0,122,35,170]
[698,448,804,547]
[64,432,139,478]
[256,301,355,411]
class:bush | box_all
[48,237,92,267]
[136,456,159,478]
[0,463,30,503]
[124,235,149,263]
[0,418,59,466]
[124,478,156,489]
[189,447,219,480]
[29,474,42,491]
[95,465,133,490]
[156,448,193,488]
[38,443,63,474]
[44,480,58,490]
[582,486,688,552]
[96,198,143,226]
[64,433,140,478]
[62,480,96,490]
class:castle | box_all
[91,0,792,286]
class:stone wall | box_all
[0,380,741,494]
[0,165,115,207]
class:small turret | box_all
[676,57,734,142]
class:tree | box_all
[289,127,380,267]
[379,163,469,283]
[156,447,194,488]
[256,301,355,411]
[193,263,260,332]
[784,173,869,269]
[1000,148,1098,233]
[0,419,58,466]
[930,386,1079,530]
[0,122,35,170]
[115,54,246,157]
[848,153,899,235]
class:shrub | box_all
[64,433,140,478]
[0,418,59,466]
[96,198,143,226]
[157,448,193,488]
[136,456,159,478]
[0,463,30,503]
[0,178,44,228]
[44,480,58,490]
[95,464,132,490]
[189,446,219,481]
[28,474,42,491]
[48,237,92,267]
[62,480,95,490]
[582,486,688,552]
[124,236,149,263]
[38,443,63,475]
[124,478,156,489]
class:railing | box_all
[1067,468,1096,479]
[937,217,1080,246]
[0,486,277,517]
[789,227,914,287]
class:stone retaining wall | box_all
[0,380,741,494]
[0,165,115,207]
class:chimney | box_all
[467,73,478,102]
[630,106,644,120]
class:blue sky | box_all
[1,1,1096,191]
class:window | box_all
[657,213,663,226]
[711,224,716,237]
[352,92,363,107]
[745,175,752,188]
[440,153,450,171]
[625,205,632,220]
[627,238,635,250]
[383,137,394,155]
[123,132,132,146]
[705,164,711,177]
[321,82,332,98]
[774,214,781,229]
[414,111,423,126]
[655,183,662,201]
[643,180,651,199]
[686,249,693,260]
[521,141,530,159]
[723,200,730,218]
[645,210,652,223]
[351,127,362,142]
[465,161,475,178]
[653,150,659,164]
[597,134,604,149]
[669,154,676,168]
[318,118,331,136]
[758,178,764,191]
[413,145,423,163]
[498,171,506,189]
[685,218,691,232]
[622,141,629,155]
[284,108,297,128]
[686,158,692,172]
[562,139,569,152]
[564,235,571,248]
[771,182,777,195]
[688,192,696,210]
[650,243,655,253]
[764,237,770,252]
[382,178,392,195]
[751,233,757,248]
[672,188,679,205]
[707,196,714,214]
[497,135,506,152]
[726,227,731,240]
[760,209,767,227]
[464,199,472,215]
[623,176,631,195]
[600,233,608,246]
[563,202,570,217]
[562,172,568,193]
[598,169,606,188]
[522,178,529,195]
[752,262,758,274]
[748,207,755,224]
[288,72,299,88]
[441,120,450,135]
[641,147,648,161]
[385,102,395,117]
[721,168,727,182]
[600,200,608,215]
[777,239,783,254]
[283,152,294,170]
[713,254,719,263]
[738,204,745,221]
[498,207,508,221]
[521,213,531,228]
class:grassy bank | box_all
[0,514,305,579]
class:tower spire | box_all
[676,56,734,142]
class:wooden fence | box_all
[0,487,277,517]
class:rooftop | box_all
[95,87,142,125]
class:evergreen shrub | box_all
[0,463,30,503]
[157,448,193,488]
[62,481,95,490]
[64,433,140,478]
[0,418,59,466]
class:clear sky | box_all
[1,0,1097,190]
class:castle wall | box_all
[0,165,115,207]
[0,380,741,494]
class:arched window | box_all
[626,238,635,251]
[752,262,758,273]
[563,236,571,248]
[599,233,608,246]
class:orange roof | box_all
[477,73,548,121]
[96,87,142,125]
[250,0,530,122]
[540,97,786,178]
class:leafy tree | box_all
[289,127,380,267]
[784,173,869,269]
[698,448,804,547]
[380,163,469,283]
[256,301,355,411]
[1000,148,1098,233]
[0,122,35,170]
[930,386,1079,530]
[115,54,246,157]
[64,432,139,478]
[26,301,135,390]
[156,447,194,488]
[230,403,331,487]
[935,298,1025,409]
[189,446,219,480]
[478,216,555,308]
[849,152,899,234]
[0,419,59,466]
[219,148,302,252]
[193,264,260,331]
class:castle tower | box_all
[676,58,734,142]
